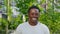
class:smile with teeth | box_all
[32,18,37,20]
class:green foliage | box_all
[0,0,60,34]
[8,14,23,29]
[38,0,60,33]
[39,11,60,34]
[15,0,38,14]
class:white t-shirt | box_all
[13,22,50,34]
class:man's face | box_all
[28,8,39,22]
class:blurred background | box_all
[0,0,60,34]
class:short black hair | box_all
[28,5,40,13]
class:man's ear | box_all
[28,13,30,16]
[39,13,40,17]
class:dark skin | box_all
[28,8,40,26]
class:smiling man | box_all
[14,6,50,34]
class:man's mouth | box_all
[32,18,37,21]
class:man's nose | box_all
[33,14,38,18]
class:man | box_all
[13,6,50,34]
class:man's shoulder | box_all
[39,22,50,34]
[19,22,27,25]
[15,22,27,34]
[17,22,28,28]
[39,22,49,29]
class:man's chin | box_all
[32,20,37,22]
